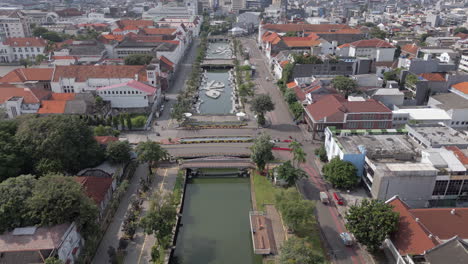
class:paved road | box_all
[241,37,369,264]
[92,163,149,264]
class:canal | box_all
[173,178,261,264]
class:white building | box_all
[0,10,31,38]
[392,108,452,128]
[0,37,47,63]
[0,86,44,118]
[96,80,161,108]
[50,65,159,93]
[346,38,396,62]
[458,54,468,73]
[428,82,468,129]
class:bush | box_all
[131,115,147,128]
[314,145,327,162]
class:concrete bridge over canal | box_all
[180,156,255,169]
[200,59,235,69]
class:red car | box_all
[333,192,344,205]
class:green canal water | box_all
[173,178,262,264]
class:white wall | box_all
[97,87,155,108]
[376,48,396,62]
[58,223,82,264]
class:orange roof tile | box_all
[419,73,446,82]
[338,43,350,48]
[452,82,468,94]
[51,93,76,101]
[37,100,67,114]
[445,146,468,165]
[74,176,113,204]
[0,86,40,104]
[5,37,47,47]
[0,68,54,83]
[263,24,351,33]
[94,136,119,145]
[279,60,289,67]
[388,197,439,255]
[287,82,297,89]
[410,207,468,240]
[401,43,419,56]
[142,28,177,35]
[117,19,153,29]
[52,65,148,82]
[282,36,321,48]
[349,38,394,48]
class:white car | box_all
[340,232,355,246]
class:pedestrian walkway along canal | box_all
[172,177,262,264]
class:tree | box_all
[394,45,401,59]
[124,54,153,65]
[106,141,131,164]
[250,94,275,126]
[33,27,48,37]
[405,74,418,86]
[285,31,297,37]
[0,120,25,181]
[276,161,307,187]
[94,125,118,137]
[454,27,468,35]
[280,237,323,264]
[383,69,400,82]
[0,175,37,232]
[370,27,387,39]
[345,199,399,252]
[44,257,63,264]
[136,141,169,167]
[112,115,119,129]
[331,76,358,97]
[289,141,306,167]
[140,192,177,249]
[419,33,429,43]
[250,133,274,171]
[42,31,63,42]
[19,58,33,68]
[284,89,297,104]
[35,54,47,65]
[119,114,125,130]
[289,102,304,120]
[322,157,358,189]
[314,145,327,162]
[27,174,99,236]
[15,115,105,174]
[275,188,315,232]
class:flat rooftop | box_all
[409,125,468,147]
[393,108,452,121]
[337,134,420,161]
[430,93,468,110]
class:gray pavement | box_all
[92,163,149,264]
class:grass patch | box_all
[173,170,185,206]
[294,217,325,258]
[252,172,278,211]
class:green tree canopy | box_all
[276,161,307,186]
[106,140,131,164]
[94,125,119,137]
[15,115,105,175]
[292,54,323,64]
[370,27,387,39]
[250,133,274,171]
[322,157,358,189]
[250,94,275,126]
[276,188,315,232]
[289,141,306,166]
[136,141,169,166]
[0,175,37,232]
[345,199,399,252]
[331,76,358,97]
[284,88,297,104]
[280,237,323,264]
[0,120,25,181]
[454,27,468,35]
[124,54,154,65]
[33,27,48,37]
[42,31,63,42]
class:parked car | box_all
[340,232,355,246]
[320,192,329,204]
[333,192,344,205]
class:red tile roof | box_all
[419,73,446,82]
[74,176,113,204]
[263,24,351,33]
[388,197,439,255]
[262,31,281,44]
[160,55,174,68]
[4,37,47,47]
[452,82,468,94]
[293,86,306,101]
[97,80,157,95]
[122,25,138,31]
[279,60,289,67]
[455,33,468,40]
[401,43,419,56]
[0,68,54,83]
[287,82,297,89]
[94,136,119,145]
[117,19,153,29]
[0,85,41,104]
[349,38,394,48]
[52,65,148,82]
[338,43,351,48]
[51,93,76,101]
[283,36,321,48]
[411,207,468,240]
[37,100,67,114]
[445,146,468,165]
[53,55,76,60]
[305,94,391,122]
[142,28,177,35]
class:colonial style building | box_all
[0,10,31,38]
[96,80,161,109]
[0,37,47,63]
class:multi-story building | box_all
[303,94,393,138]
[96,80,161,109]
[0,10,31,38]
[458,54,468,73]
[428,82,468,129]
[324,125,468,208]
[346,38,396,62]
[0,37,47,63]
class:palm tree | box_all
[289,141,307,167]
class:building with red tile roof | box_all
[96,80,160,108]
[141,28,177,36]
[401,43,420,58]
[94,136,119,145]
[0,68,53,84]
[304,94,392,138]
[418,73,446,82]
[117,19,154,29]
[0,84,45,118]
[75,176,114,217]
[37,100,68,114]
[0,37,48,63]
[385,196,468,263]
[344,38,396,62]
[451,82,468,96]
